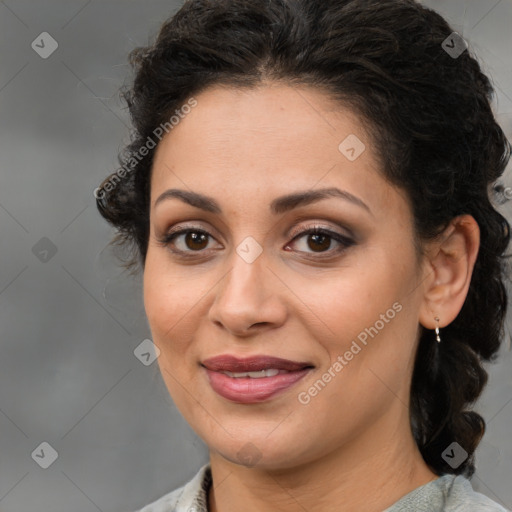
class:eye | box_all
[156,227,220,255]
[285,225,355,257]
[157,223,355,259]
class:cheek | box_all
[300,257,405,339]
[143,256,190,353]
[143,264,200,407]
[143,251,190,328]
[302,250,419,388]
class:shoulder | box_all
[134,463,211,512]
[445,475,510,512]
[385,473,510,512]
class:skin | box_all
[143,82,480,512]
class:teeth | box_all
[223,369,284,378]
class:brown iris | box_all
[185,231,209,251]
[307,233,331,252]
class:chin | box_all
[207,429,317,471]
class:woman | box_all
[96,0,511,510]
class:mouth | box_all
[201,355,315,403]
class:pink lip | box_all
[201,355,314,403]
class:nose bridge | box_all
[208,237,284,333]
[218,238,268,307]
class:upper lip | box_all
[201,355,314,372]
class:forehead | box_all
[153,84,373,177]
[149,83,407,222]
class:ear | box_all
[419,214,480,330]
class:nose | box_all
[207,245,287,337]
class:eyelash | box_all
[156,223,355,259]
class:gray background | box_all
[0,1,511,511]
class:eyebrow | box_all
[153,187,372,216]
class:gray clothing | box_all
[136,463,510,511]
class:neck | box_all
[207,410,438,512]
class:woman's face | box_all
[143,83,429,470]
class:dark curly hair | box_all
[95,0,511,478]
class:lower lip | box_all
[203,367,312,403]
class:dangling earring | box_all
[434,316,441,343]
